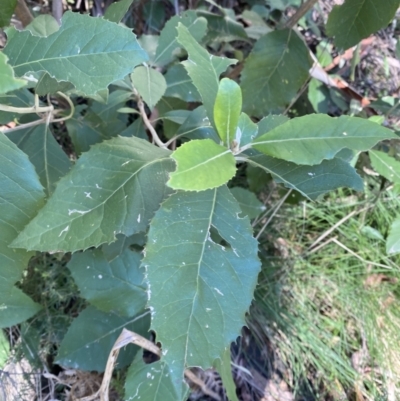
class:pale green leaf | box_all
[168,139,236,191]
[214,78,242,146]
[387,217,400,255]
[11,137,174,252]
[25,14,59,37]
[238,113,258,147]
[7,124,72,196]
[246,152,364,200]
[176,24,237,128]
[0,0,17,28]
[0,287,41,329]
[326,0,400,50]
[154,11,207,67]
[214,348,239,401]
[240,29,312,117]
[4,12,148,96]
[176,106,219,142]
[125,354,189,401]
[164,64,201,102]
[0,52,27,94]
[144,187,260,398]
[252,115,397,166]
[131,66,167,109]
[104,0,134,23]
[230,187,265,218]
[0,134,44,327]
[369,150,400,184]
[67,248,147,317]
[56,306,150,371]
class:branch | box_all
[283,0,319,29]
[14,0,34,27]
[133,88,167,148]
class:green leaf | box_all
[0,287,41,329]
[0,0,17,28]
[164,64,201,102]
[214,78,242,146]
[326,0,400,50]
[197,10,248,42]
[131,66,167,110]
[0,52,27,94]
[104,0,134,23]
[56,306,150,371]
[125,354,189,401]
[156,97,187,139]
[144,186,260,399]
[251,115,397,166]
[0,134,44,327]
[176,106,219,142]
[257,114,289,136]
[143,0,165,33]
[67,248,147,317]
[168,139,236,191]
[246,152,364,200]
[214,348,239,401]
[4,12,148,96]
[240,29,312,117]
[230,187,265,218]
[102,233,146,261]
[153,11,207,67]
[176,23,237,128]
[7,124,72,196]
[0,88,35,124]
[25,14,59,37]
[237,113,258,147]
[34,73,74,96]
[387,217,400,255]
[162,110,191,124]
[12,136,174,252]
[369,150,400,184]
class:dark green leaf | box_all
[246,152,364,200]
[56,306,150,371]
[252,115,397,165]
[12,137,173,252]
[164,64,201,102]
[176,24,237,128]
[4,12,148,96]
[7,124,72,196]
[104,0,134,23]
[0,0,17,28]
[230,187,265,218]
[326,0,400,50]
[168,139,236,191]
[240,29,312,117]
[144,187,260,398]
[67,248,147,317]
[154,11,207,67]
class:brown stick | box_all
[283,0,319,29]
[14,0,33,27]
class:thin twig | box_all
[283,0,319,29]
[14,0,34,27]
[255,189,292,240]
[133,88,167,148]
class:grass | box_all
[249,180,400,400]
